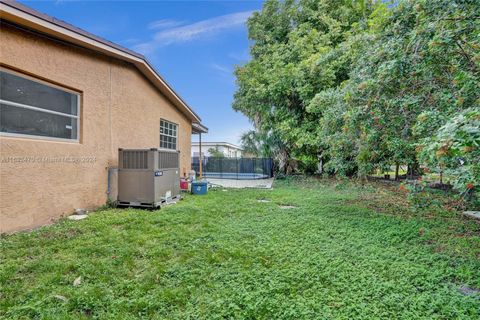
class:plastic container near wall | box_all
[180,178,189,191]
[191,181,208,195]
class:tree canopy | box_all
[234,0,480,193]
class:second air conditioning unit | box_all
[117,148,180,208]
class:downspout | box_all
[107,61,116,202]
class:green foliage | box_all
[239,130,262,157]
[296,154,318,174]
[340,0,480,180]
[240,130,281,158]
[418,108,480,193]
[207,147,225,158]
[1,179,479,318]
[403,181,443,211]
[240,129,293,172]
[234,0,382,172]
[234,0,480,190]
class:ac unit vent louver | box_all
[159,151,179,169]
[122,150,148,169]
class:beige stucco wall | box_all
[0,23,193,233]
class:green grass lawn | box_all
[1,178,479,319]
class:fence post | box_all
[220,157,223,179]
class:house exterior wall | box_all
[0,23,192,233]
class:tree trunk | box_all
[407,161,420,179]
[276,149,289,174]
[395,163,400,181]
[317,154,324,174]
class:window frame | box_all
[0,67,81,143]
[160,119,178,150]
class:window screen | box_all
[0,69,79,140]
[160,119,177,150]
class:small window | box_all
[0,69,80,141]
[160,119,177,150]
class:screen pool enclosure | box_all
[192,157,273,180]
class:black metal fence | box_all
[191,157,274,180]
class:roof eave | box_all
[192,122,209,134]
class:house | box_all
[192,141,243,158]
[0,1,207,233]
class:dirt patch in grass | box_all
[458,284,480,297]
[279,205,297,209]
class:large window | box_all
[0,69,80,141]
[160,119,177,150]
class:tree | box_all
[234,0,382,173]
[234,0,479,190]
[240,130,262,157]
[240,130,295,173]
[207,147,224,158]
[418,108,480,193]
[339,0,480,179]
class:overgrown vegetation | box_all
[1,179,479,319]
[234,0,479,198]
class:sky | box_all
[20,0,264,145]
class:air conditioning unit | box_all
[117,148,180,208]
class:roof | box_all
[192,122,209,134]
[192,142,243,150]
[0,0,205,125]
